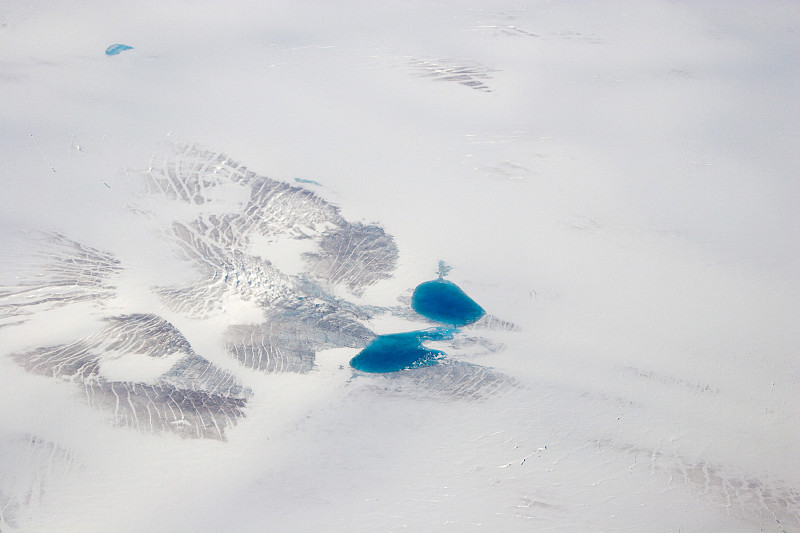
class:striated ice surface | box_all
[405,57,496,92]
[1,145,515,450]
[140,145,399,315]
[226,313,374,373]
[0,233,122,320]
[360,360,517,401]
[11,314,248,440]
[0,435,80,530]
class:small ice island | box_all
[350,262,485,373]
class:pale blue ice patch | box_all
[105,44,133,56]
[294,178,322,186]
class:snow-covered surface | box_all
[1,1,799,531]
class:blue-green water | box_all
[350,278,485,373]
[294,178,322,186]
[411,279,485,326]
[105,44,133,55]
[349,328,455,373]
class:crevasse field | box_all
[1,2,799,532]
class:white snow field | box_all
[1,1,799,531]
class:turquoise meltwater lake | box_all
[411,279,485,327]
[349,328,455,373]
[350,278,485,373]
